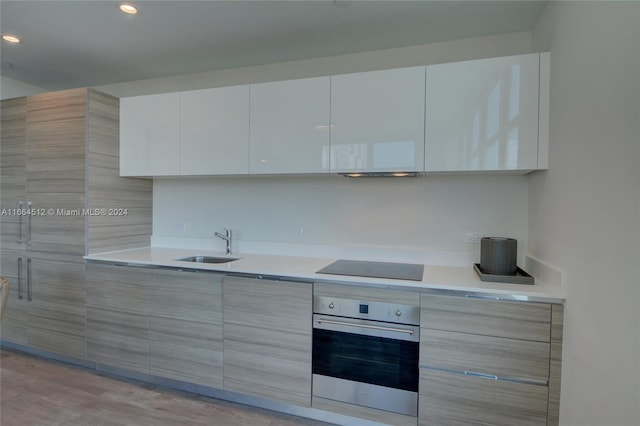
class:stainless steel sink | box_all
[177,256,239,264]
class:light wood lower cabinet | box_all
[27,253,87,359]
[420,294,551,342]
[0,251,87,359]
[86,264,224,386]
[420,329,550,382]
[148,269,223,388]
[548,305,564,426]
[86,263,149,372]
[5,256,567,426]
[419,369,548,426]
[223,276,312,407]
[419,294,562,426]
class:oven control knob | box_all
[395,309,402,317]
[328,302,335,310]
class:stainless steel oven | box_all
[312,296,420,416]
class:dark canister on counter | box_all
[480,237,517,275]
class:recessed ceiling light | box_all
[2,34,21,44]
[119,3,138,15]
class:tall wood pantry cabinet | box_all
[0,88,152,359]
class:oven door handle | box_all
[315,318,415,335]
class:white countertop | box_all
[84,247,565,303]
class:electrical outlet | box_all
[299,226,313,236]
[466,232,485,243]
[174,223,186,233]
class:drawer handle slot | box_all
[464,370,498,380]
[465,294,500,301]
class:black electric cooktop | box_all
[316,259,424,282]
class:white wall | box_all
[530,2,640,425]
[97,32,531,98]
[153,175,529,261]
[0,76,47,99]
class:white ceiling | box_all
[0,1,547,91]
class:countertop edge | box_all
[84,247,566,304]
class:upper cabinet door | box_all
[425,54,540,172]
[120,93,180,176]
[330,67,426,173]
[249,77,330,174]
[180,86,250,175]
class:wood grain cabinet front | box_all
[420,329,550,383]
[420,293,551,342]
[86,263,150,372]
[419,369,548,426]
[0,250,29,346]
[148,268,224,389]
[419,294,563,426]
[0,97,27,252]
[3,254,139,363]
[222,276,313,407]
[26,253,87,359]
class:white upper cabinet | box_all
[180,86,250,175]
[119,54,549,177]
[330,67,426,173]
[120,93,180,176]
[249,77,330,174]
[425,53,541,172]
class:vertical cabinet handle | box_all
[17,257,23,300]
[27,258,32,302]
[17,201,24,244]
[27,201,32,245]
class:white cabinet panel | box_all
[180,86,250,175]
[120,93,180,176]
[425,53,540,172]
[330,67,426,173]
[250,77,330,174]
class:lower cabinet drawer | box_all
[419,369,548,426]
[420,295,551,342]
[420,329,550,383]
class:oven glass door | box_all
[312,326,419,392]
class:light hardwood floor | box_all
[0,349,331,426]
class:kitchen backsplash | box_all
[152,174,528,264]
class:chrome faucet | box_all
[215,228,232,255]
